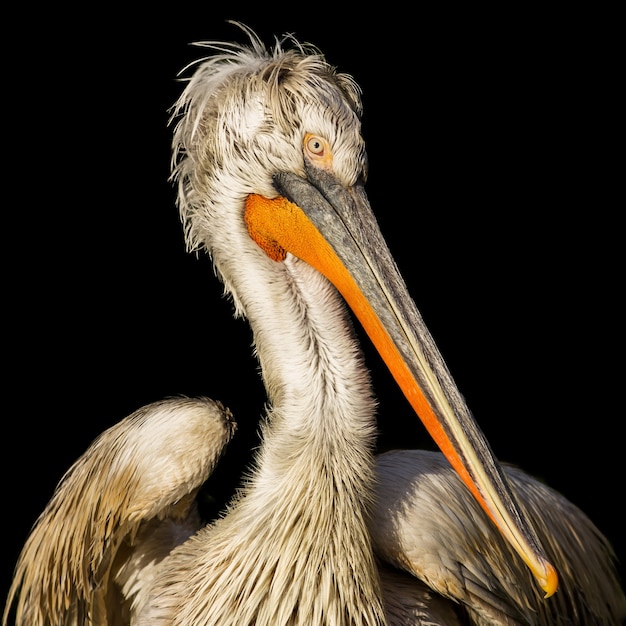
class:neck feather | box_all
[142,252,387,625]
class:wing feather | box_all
[4,396,236,626]
[372,449,626,625]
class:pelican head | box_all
[171,26,365,314]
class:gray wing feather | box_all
[372,449,626,625]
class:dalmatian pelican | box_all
[4,23,625,626]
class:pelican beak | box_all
[244,163,558,598]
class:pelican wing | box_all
[378,562,465,625]
[4,397,236,626]
[372,449,626,625]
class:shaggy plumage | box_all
[5,23,625,626]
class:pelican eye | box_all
[306,135,325,156]
[304,133,333,169]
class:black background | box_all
[4,7,623,609]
